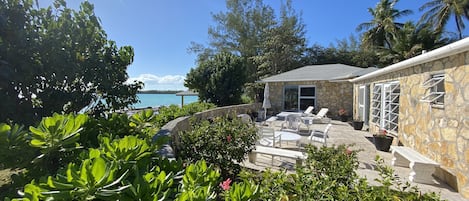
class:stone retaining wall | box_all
[353,51,469,198]
[153,103,260,157]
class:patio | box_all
[242,119,468,201]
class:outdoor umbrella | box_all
[262,82,271,120]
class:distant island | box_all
[138,90,184,94]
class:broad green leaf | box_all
[89,148,101,159]
[91,157,106,184]
[80,160,90,184]
[46,176,73,189]
[29,126,47,138]
[0,123,10,133]
[30,139,46,147]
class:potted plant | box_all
[373,129,393,152]
[352,119,364,130]
[338,108,348,122]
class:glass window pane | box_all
[300,98,315,111]
[435,79,445,104]
[284,86,298,111]
[300,87,315,96]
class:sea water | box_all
[132,94,199,108]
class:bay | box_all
[133,93,198,108]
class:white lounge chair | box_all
[302,106,315,116]
[302,108,330,124]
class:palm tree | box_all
[378,22,451,64]
[419,0,469,39]
[356,0,412,50]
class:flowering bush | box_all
[178,115,258,178]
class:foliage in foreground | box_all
[0,103,214,200]
[1,109,444,200]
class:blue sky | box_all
[38,0,466,90]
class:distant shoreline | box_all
[138,90,183,94]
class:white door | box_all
[358,85,369,124]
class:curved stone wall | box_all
[153,103,260,158]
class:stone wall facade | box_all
[353,52,469,198]
[268,81,353,119]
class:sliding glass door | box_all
[283,85,316,111]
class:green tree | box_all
[356,0,412,50]
[378,22,451,64]
[252,0,306,78]
[189,0,307,102]
[0,0,142,124]
[185,52,246,106]
[189,0,276,82]
[419,0,469,39]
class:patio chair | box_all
[299,123,332,147]
[257,127,281,165]
[280,114,308,134]
[257,127,281,147]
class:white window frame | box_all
[358,85,369,123]
[283,85,316,111]
[371,81,400,133]
[420,74,445,106]
[298,85,316,111]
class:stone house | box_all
[350,38,469,198]
[260,64,377,118]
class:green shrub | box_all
[0,123,36,168]
[19,154,131,200]
[178,115,258,178]
[2,109,445,200]
[236,145,443,201]
[81,113,133,148]
[28,113,88,174]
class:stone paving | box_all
[243,120,468,201]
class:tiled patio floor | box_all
[242,120,468,201]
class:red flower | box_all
[220,178,232,191]
[226,135,232,143]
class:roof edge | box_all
[350,37,469,82]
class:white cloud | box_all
[127,74,187,91]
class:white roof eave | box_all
[350,37,469,83]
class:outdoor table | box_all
[276,112,302,120]
[274,130,301,147]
